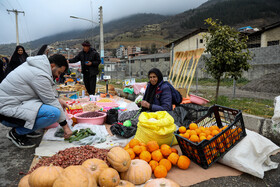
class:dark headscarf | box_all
[37,44,48,56]
[5,45,28,77]
[143,68,163,105]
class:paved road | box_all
[0,123,279,187]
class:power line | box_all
[7,9,25,45]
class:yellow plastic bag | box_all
[134,111,177,146]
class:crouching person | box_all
[0,54,72,148]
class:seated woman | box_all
[141,68,172,112]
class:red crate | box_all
[174,105,246,169]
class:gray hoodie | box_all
[0,55,66,129]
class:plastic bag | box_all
[123,87,134,94]
[118,110,140,127]
[110,123,137,138]
[106,109,118,125]
[271,96,280,136]
[134,111,177,146]
[219,129,280,179]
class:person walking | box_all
[5,45,28,77]
[0,54,72,148]
[68,40,101,95]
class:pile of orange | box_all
[178,123,243,166]
[124,139,191,178]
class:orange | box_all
[199,126,206,132]
[206,135,213,140]
[183,132,190,139]
[140,145,147,152]
[124,144,130,150]
[199,136,207,141]
[189,123,198,130]
[195,128,202,135]
[126,148,135,159]
[149,160,159,172]
[186,129,191,134]
[167,152,179,165]
[179,133,184,137]
[139,151,152,162]
[146,141,159,153]
[205,130,211,137]
[189,135,199,142]
[177,155,191,170]
[129,139,140,148]
[211,130,219,136]
[189,130,197,136]
[209,125,219,131]
[151,150,163,162]
[199,132,206,137]
[133,145,142,155]
[171,148,178,154]
[178,126,187,134]
[154,165,167,178]
[160,144,172,158]
[159,159,172,171]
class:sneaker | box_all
[26,131,42,138]
[6,128,36,148]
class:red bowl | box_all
[74,111,107,125]
[190,94,209,105]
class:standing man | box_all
[0,54,72,148]
[68,40,101,95]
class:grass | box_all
[191,78,250,87]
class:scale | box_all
[103,75,111,98]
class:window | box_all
[247,43,261,48]
[141,71,143,75]
[200,39,203,43]
[151,59,155,62]
[267,40,279,46]
[130,60,135,63]
[106,65,110,67]
[164,57,170,61]
[155,58,159,62]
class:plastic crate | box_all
[174,105,247,169]
[180,103,208,126]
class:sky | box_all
[0,0,208,44]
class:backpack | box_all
[164,81,183,106]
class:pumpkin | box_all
[99,168,120,187]
[82,158,109,182]
[28,165,63,187]
[18,174,30,187]
[120,159,152,185]
[144,178,180,187]
[107,147,131,172]
[53,165,97,187]
[117,180,135,187]
[153,165,167,178]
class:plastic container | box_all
[96,102,119,108]
[74,111,107,125]
[175,105,246,169]
[189,94,209,105]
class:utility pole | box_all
[7,9,25,46]
[99,6,104,79]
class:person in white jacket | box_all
[0,54,72,148]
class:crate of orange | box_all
[174,105,246,169]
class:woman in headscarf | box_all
[1,57,9,74]
[141,68,172,112]
[5,45,28,77]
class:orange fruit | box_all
[147,141,159,153]
[159,159,172,171]
[195,128,202,135]
[160,144,172,158]
[189,123,198,130]
[171,148,178,154]
[124,144,130,150]
[189,130,197,136]
[200,136,207,141]
[206,135,213,140]
[149,160,159,172]
[211,130,219,136]
[129,139,140,148]
[139,151,152,162]
[199,126,206,132]
[186,129,191,134]
[151,150,163,162]
[189,135,199,142]
[177,155,191,170]
[154,165,167,178]
[167,152,179,165]
[133,145,142,155]
[140,145,147,152]
[205,129,211,137]
[183,132,190,139]
[178,126,187,134]
[139,142,146,147]
[126,148,135,159]
[209,125,219,131]
[199,132,206,137]
[179,133,184,137]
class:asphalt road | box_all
[0,124,279,187]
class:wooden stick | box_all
[168,52,180,80]
[183,51,197,89]
[177,50,194,88]
[174,52,188,88]
[171,52,183,83]
[186,48,205,96]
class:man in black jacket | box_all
[68,41,101,95]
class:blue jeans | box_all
[2,104,60,135]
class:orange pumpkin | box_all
[139,151,151,162]
[53,165,97,187]
[82,158,109,182]
[160,144,172,158]
[159,159,172,171]
[153,165,167,178]
[117,180,135,187]
[149,160,159,172]
[146,141,159,152]
[18,174,30,187]
[107,147,131,172]
[99,168,120,187]
[177,155,191,170]
[151,150,163,162]
[120,159,152,185]
[167,153,179,165]
[144,178,180,187]
[29,165,64,187]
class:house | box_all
[247,21,280,48]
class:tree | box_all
[203,18,252,102]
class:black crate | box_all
[174,105,247,169]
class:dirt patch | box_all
[241,73,280,94]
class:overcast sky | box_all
[0,0,207,44]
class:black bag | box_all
[110,123,137,138]
[106,109,118,125]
